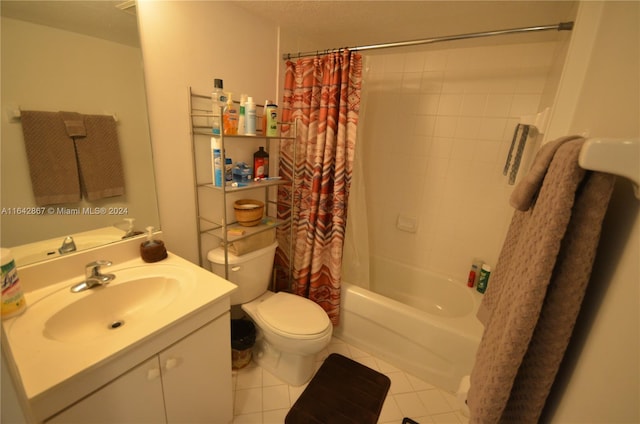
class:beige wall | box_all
[136,1,279,263]
[543,2,640,421]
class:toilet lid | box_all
[256,292,330,336]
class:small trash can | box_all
[231,319,256,369]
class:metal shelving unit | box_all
[188,87,296,289]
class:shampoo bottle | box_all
[1,248,27,318]
[253,146,269,179]
[245,97,257,135]
[211,136,223,187]
[477,264,491,294]
[265,102,278,137]
[223,92,238,135]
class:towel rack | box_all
[579,138,640,199]
[7,108,119,123]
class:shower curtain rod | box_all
[282,21,574,60]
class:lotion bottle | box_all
[245,97,256,135]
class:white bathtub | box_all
[335,256,485,392]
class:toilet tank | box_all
[208,241,278,305]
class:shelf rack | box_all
[188,87,297,288]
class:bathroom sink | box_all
[2,249,238,419]
[18,264,195,344]
[43,270,185,343]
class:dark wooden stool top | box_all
[285,353,391,424]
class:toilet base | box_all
[253,337,317,386]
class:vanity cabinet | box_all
[188,87,296,288]
[46,314,232,424]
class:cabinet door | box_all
[161,313,233,424]
[46,356,166,424]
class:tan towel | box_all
[509,134,583,211]
[227,229,276,256]
[60,111,86,137]
[75,114,125,201]
[468,138,615,423]
[20,111,81,205]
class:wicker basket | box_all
[234,199,264,226]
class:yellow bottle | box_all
[1,248,27,318]
[223,92,238,135]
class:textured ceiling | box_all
[1,1,139,47]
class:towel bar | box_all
[8,109,119,123]
[579,138,640,199]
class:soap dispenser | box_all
[122,218,144,239]
[140,226,168,263]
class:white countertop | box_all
[2,246,236,421]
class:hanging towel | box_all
[60,111,86,137]
[20,111,81,206]
[509,134,583,211]
[468,137,615,424]
[75,114,125,201]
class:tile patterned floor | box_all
[232,336,469,424]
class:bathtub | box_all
[335,256,485,392]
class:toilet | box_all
[208,241,332,385]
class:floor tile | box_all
[232,336,466,424]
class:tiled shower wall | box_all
[358,41,561,282]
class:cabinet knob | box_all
[231,266,241,272]
[147,368,161,380]
[165,357,179,370]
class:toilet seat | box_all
[256,292,331,339]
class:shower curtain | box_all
[277,50,363,325]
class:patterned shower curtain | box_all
[276,50,362,325]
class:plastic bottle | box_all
[225,157,233,182]
[477,264,491,294]
[265,102,278,137]
[261,100,270,134]
[237,94,248,135]
[467,263,478,288]
[253,146,269,179]
[467,258,483,288]
[223,92,238,135]
[211,136,223,187]
[245,97,257,135]
[1,248,27,318]
[211,78,226,136]
[140,226,168,263]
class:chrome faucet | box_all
[58,236,77,254]
[70,260,116,293]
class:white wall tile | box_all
[359,41,558,282]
